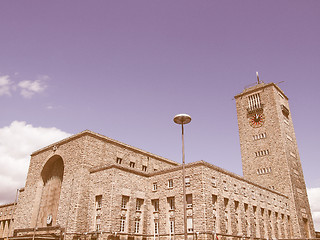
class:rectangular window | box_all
[168,197,175,210]
[142,165,147,171]
[154,220,159,234]
[168,179,173,188]
[152,199,159,212]
[244,203,248,213]
[153,182,157,191]
[134,219,140,233]
[170,220,175,233]
[130,162,135,168]
[116,157,122,164]
[290,151,296,158]
[248,93,261,111]
[121,196,129,209]
[253,133,267,140]
[223,180,228,191]
[96,216,101,231]
[212,177,217,187]
[281,104,290,118]
[186,194,192,208]
[279,92,284,99]
[187,216,193,232]
[234,200,239,212]
[243,187,247,197]
[95,195,102,209]
[261,208,265,216]
[120,217,126,232]
[212,195,217,209]
[185,176,190,186]
[136,199,143,211]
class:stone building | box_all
[0,82,315,240]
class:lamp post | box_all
[173,113,191,240]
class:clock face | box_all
[249,113,264,128]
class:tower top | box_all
[234,82,288,100]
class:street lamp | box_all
[173,113,191,240]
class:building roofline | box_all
[234,82,288,100]
[0,202,15,208]
[90,160,288,198]
[31,130,179,166]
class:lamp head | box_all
[173,114,192,125]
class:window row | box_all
[152,177,191,191]
[213,194,288,218]
[253,132,267,140]
[151,195,193,212]
[153,217,193,234]
[121,196,144,211]
[257,167,272,175]
[255,149,269,157]
[120,217,144,233]
[211,180,287,208]
[116,157,148,172]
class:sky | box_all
[0,0,319,231]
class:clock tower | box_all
[234,81,315,238]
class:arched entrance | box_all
[38,155,64,227]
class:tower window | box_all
[248,93,262,112]
[168,179,173,188]
[142,165,147,171]
[281,104,290,118]
[255,149,270,157]
[290,151,296,158]
[253,133,267,140]
[257,167,272,175]
[279,92,284,99]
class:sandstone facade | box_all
[1,82,315,240]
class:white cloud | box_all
[0,121,71,205]
[18,75,48,98]
[0,75,12,96]
[308,188,320,231]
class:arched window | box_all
[38,155,64,227]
